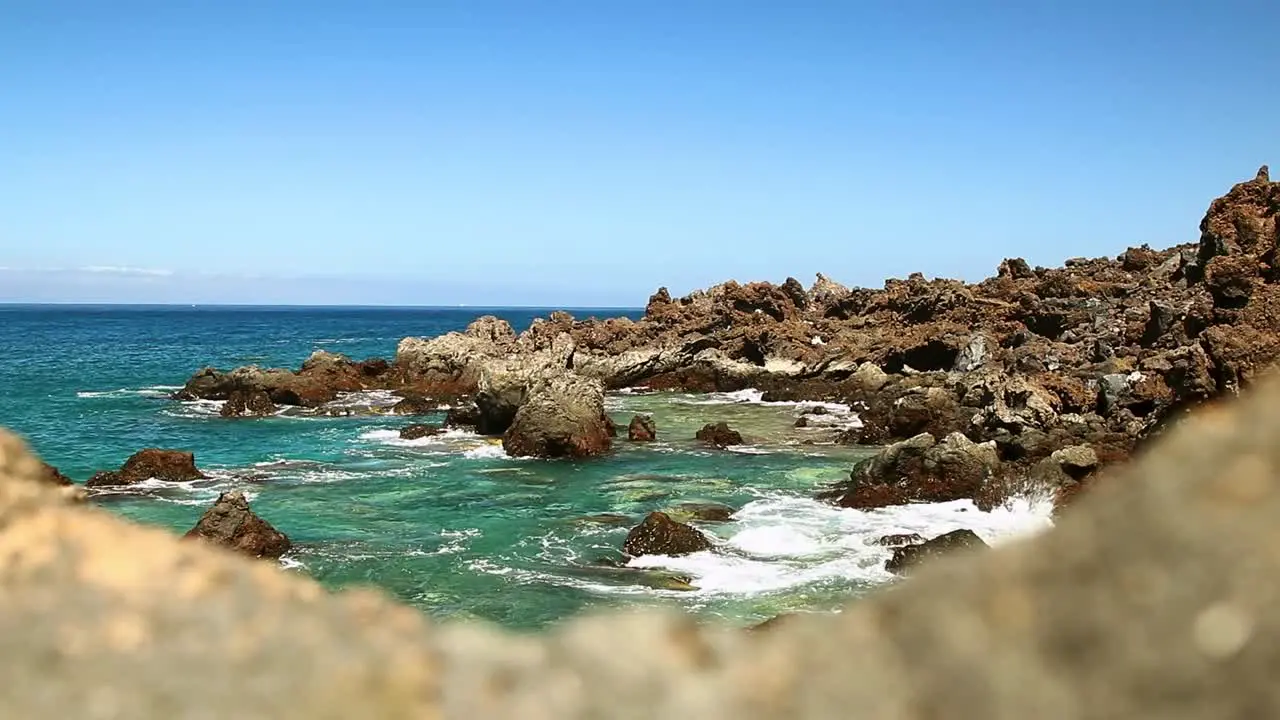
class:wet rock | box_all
[885,529,988,574]
[695,422,744,448]
[874,533,925,547]
[503,374,613,459]
[86,449,206,488]
[399,424,442,441]
[220,389,277,418]
[622,511,713,557]
[443,403,481,429]
[183,491,291,560]
[389,394,438,415]
[819,432,999,509]
[627,414,657,442]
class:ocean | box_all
[0,304,1052,629]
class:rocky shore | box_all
[173,166,1280,516]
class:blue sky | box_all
[1,1,1277,306]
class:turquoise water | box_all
[0,305,1052,629]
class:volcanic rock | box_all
[623,512,713,557]
[183,491,291,560]
[695,422,744,447]
[399,424,442,441]
[502,374,613,459]
[885,529,988,574]
[86,449,206,488]
[220,389,277,418]
[627,414,657,442]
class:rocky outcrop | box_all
[389,394,437,415]
[86,449,207,488]
[627,414,657,442]
[36,461,73,487]
[183,491,291,560]
[502,374,613,459]
[623,512,714,557]
[884,529,988,574]
[220,388,277,418]
[819,432,999,509]
[695,422,743,448]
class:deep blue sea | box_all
[0,305,1050,629]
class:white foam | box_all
[624,493,1055,596]
[77,385,181,399]
[463,443,510,460]
[358,426,481,449]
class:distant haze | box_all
[1,2,1277,305]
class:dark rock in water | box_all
[628,414,657,442]
[603,414,618,438]
[804,406,830,416]
[794,416,809,428]
[695,422,743,447]
[399,424,442,441]
[220,389,277,418]
[503,375,613,459]
[184,491,291,560]
[623,512,713,557]
[443,403,481,429]
[86,449,206,488]
[37,461,74,487]
[390,394,438,415]
[664,502,736,523]
[885,529,988,574]
[874,533,925,547]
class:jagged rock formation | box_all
[184,491,292,559]
[86,449,207,488]
[884,529,988,574]
[695,422,744,447]
[502,374,613,458]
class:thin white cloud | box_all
[79,265,174,277]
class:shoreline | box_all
[171,166,1279,516]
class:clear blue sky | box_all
[1,1,1276,306]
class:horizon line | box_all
[0,301,646,311]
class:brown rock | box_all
[220,389,277,418]
[628,414,657,442]
[389,394,438,415]
[885,529,988,574]
[695,422,743,447]
[86,449,206,488]
[399,424,442,441]
[819,432,999,510]
[183,491,291,559]
[623,512,713,557]
[443,403,481,429]
[36,461,74,487]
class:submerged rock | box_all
[885,529,988,574]
[86,449,207,488]
[623,511,713,557]
[695,422,744,447]
[663,502,736,523]
[184,491,291,560]
[399,424,442,441]
[220,388,277,418]
[628,414,657,442]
